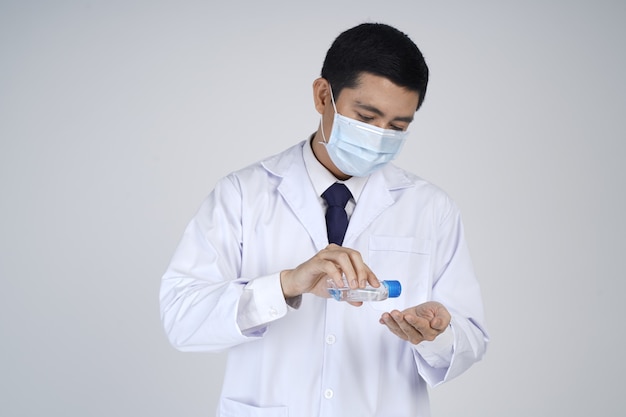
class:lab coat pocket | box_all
[219,397,288,417]
[367,236,432,312]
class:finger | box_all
[312,246,347,288]
[379,312,408,341]
[323,246,379,290]
[378,311,398,328]
[346,249,377,289]
[397,315,429,344]
[380,310,409,340]
[430,317,445,331]
[404,314,439,341]
[310,256,344,289]
[322,245,360,288]
[367,271,381,288]
[431,308,451,330]
[331,250,358,288]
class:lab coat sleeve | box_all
[413,196,489,386]
[160,175,289,352]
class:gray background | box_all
[1,0,624,416]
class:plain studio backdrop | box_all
[1,0,624,416]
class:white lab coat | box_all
[161,140,488,417]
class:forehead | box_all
[337,73,420,115]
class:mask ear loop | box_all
[320,83,338,144]
[329,84,338,112]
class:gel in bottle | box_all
[327,277,402,302]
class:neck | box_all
[310,132,351,181]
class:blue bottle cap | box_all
[383,280,402,298]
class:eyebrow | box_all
[354,102,414,123]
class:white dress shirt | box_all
[302,135,367,219]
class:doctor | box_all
[161,22,488,417]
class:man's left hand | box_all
[379,301,451,345]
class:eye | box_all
[356,113,374,122]
[389,124,405,132]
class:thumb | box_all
[430,317,447,331]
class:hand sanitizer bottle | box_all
[327,278,402,302]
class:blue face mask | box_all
[321,87,409,177]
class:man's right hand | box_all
[280,244,380,301]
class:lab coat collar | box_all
[262,140,415,250]
[262,142,328,251]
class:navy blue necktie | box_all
[322,183,352,246]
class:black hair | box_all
[321,23,429,111]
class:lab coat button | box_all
[269,307,278,317]
[324,389,334,399]
[325,334,336,344]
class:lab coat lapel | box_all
[343,166,413,246]
[264,143,329,252]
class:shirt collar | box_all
[302,135,368,202]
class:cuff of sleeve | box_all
[285,295,302,309]
[237,274,288,333]
[414,322,455,387]
[415,324,454,367]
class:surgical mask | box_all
[321,86,409,177]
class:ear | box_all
[312,77,331,114]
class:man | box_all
[161,22,488,416]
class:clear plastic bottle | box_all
[327,278,402,302]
